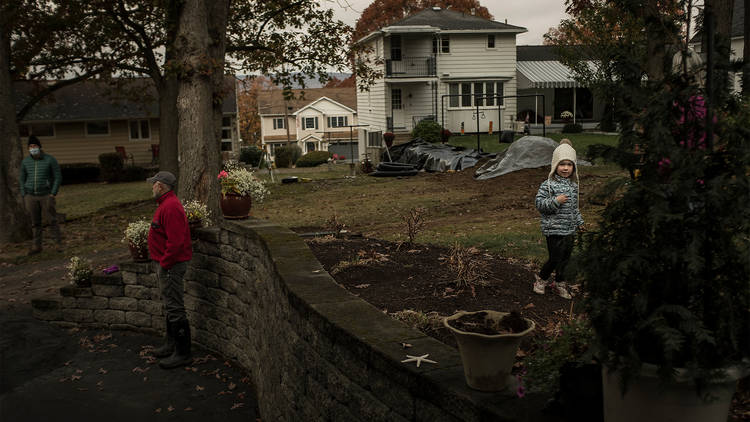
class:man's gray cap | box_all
[147,171,176,187]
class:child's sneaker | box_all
[552,282,572,300]
[533,275,547,295]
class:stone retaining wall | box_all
[32,219,550,421]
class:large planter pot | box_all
[444,310,535,391]
[220,194,252,219]
[602,363,746,422]
[128,242,149,263]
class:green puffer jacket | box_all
[20,152,62,196]
[535,175,584,236]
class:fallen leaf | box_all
[230,403,244,410]
[98,368,108,374]
[354,284,370,289]
[184,407,193,411]
[143,376,148,382]
[523,303,535,309]
[77,388,88,391]
[400,342,412,349]
[167,405,174,412]
[196,385,205,391]
[228,382,236,390]
[71,375,81,381]
[155,408,162,413]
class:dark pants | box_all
[156,261,188,324]
[24,194,61,248]
[539,234,574,283]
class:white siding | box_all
[357,38,388,157]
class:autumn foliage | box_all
[353,0,492,42]
[237,76,274,146]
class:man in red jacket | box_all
[146,171,193,369]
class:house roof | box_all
[257,87,356,115]
[295,96,356,116]
[517,61,581,88]
[15,77,237,123]
[388,8,526,32]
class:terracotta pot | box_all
[128,242,149,262]
[220,194,252,219]
[602,363,747,422]
[444,310,535,391]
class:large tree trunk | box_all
[0,29,31,244]
[644,0,667,80]
[158,77,179,176]
[743,0,750,96]
[708,0,734,98]
[173,0,230,213]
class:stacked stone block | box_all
[31,221,549,421]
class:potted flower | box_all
[559,110,573,123]
[443,310,534,391]
[577,84,750,420]
[182,199,210,238]
[122,218,150,262]
[66,256,93,287]
[441,129,452,143]
[217,164,268,219]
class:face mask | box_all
[29,148,40,156]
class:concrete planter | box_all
[444,310,535,392]
[602,362,747,422]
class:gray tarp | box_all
[474,136,561,180]
[395,139,480,172]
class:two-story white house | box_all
[354,7,527,158]
[257,87,358,159]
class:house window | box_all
[449,84,459,107]
[495,81,504,106]
[486,82,495,106]
[441,36,450,53]
[391,89,402,110]
[273,117,285,130]
[19,123,55,138]
[303,117,319,130]
[461,83,471,107]
[327,116,348,128]
[129,120,150,140]
[221,115,233,151]
[487,35,495,48]
[390,35,402,61]
[367,131,382,147]
[86,121,110,136]
[474,82,484,107]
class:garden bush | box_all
[411,120,443,143]
[239,145,265,167]
[562,123,583,133]
[121,165,148,182]
[274,145,302,168]
[60,163,100,185]
[98,152,123,183]
[295,150,331,167]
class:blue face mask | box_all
[29,148,40,156]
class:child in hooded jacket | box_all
[533,139,584,299]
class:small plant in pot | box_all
[182,199,211,239]
[122,219,150,262]
[66,256,93,287]
[444,310,535,392]
[217,161,268,219]
[383,132,395,148]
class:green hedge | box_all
[296,150,331,167]
[60,163,100,185]
[98,153,124,183]
[274,145,302,168]
[121,165,148,182]
[411,120,442,143]
[562,123,583,133]
[239,145,265,167]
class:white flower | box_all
[67,256,93,285]
[122,218,150,248]
[219,167,269,203]
[182,200,211,226]
[560,111,574,119]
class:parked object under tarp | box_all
[384,138,481,172]
[474,136,585,180]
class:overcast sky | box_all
[322,0,569,45]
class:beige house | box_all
[257,87,357,159]
[14,78,239,165]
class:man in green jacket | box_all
[19,135,62,255]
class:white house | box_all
[257,87,358,159]
[354,7,527,159]
[690,0,745,93]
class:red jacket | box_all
[148,190,192,269]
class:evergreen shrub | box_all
[562,123,583,133]
[274,145,302,168]
[295,150,331,167]
[239,145,265,167]
[98,153,123,183]
[60,163,100,185]
[411,120,442,143]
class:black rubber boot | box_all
[152,318,175,358]
[159,320,192,369]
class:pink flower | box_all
[658,158,672,170]
[697,179,705,186]
[516,374,526,398]
[217,170,228,179]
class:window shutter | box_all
[273,119,277,130]
[344,116,348,126]
[315,117,319,129]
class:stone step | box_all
[91,272,123,286]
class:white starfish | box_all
[401,354,437,367]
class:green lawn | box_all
[57,181,152,220]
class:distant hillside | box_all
[238,73,352,89]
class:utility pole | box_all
[284,103,292,147]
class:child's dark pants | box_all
[539,234,574,283]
